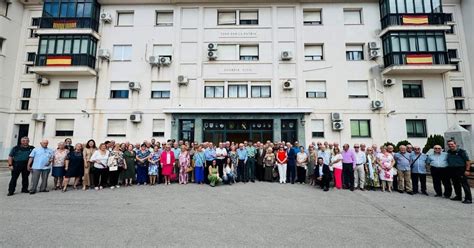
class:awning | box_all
[163,108,313,114]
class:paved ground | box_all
[0,169,473,248]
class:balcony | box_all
[380,13,450,36]
[382,52,456,75]
[30,54,97,76]
[36,17,100,38]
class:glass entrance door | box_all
[202,119,273,144]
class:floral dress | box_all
[365,154,379,187]
[378,153,394,182]
[148,152,160,176]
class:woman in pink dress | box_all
[330,147,343,189]
[160,144,175,185]
[178,145,190,184]
[377,146,395,192]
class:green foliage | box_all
[423,134,445,153]
[395,140,411,152]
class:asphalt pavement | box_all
[0,169,473,247]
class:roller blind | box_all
[240,45,258,56]
[56,119,74,131]
[218,44,237,60]
[303,11,321,22]
[107,119,126,135]
[60,82,78,90]
[348,80,368,97]
[151,81,171,91]
[344,10,361,24]
[153,119,165,132]
[306,80,326,92]
[156,12,173,24]
[218,11,236,24]
[153,45,173,56]
[311,119,324,132]
[117,12,134,26]
[346,45,364,52]
[305,45,322,55]
[240,11,258,20]
[110,81,129,90]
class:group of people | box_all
[6,136,472,204]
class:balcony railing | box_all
[35,54,96,69]
[383,51,449,67]
[381,13,448,29]
[39,17,99,32]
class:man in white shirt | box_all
[353,144,367,190]
[215,142,227,177]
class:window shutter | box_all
[108,120,126,135]
[306,81,326,92]
[344,10,361,24]
[153,45,173,56]
[348,81,368,96]
[240,45,258,56]
[151,81,171,91]
[311,119,324,132]
[346,45,363,52]
[303,11,321,22]
[240,11,258,20]
[153,119,165,132]
[156,12,173,24]
[218,44,237,60]
[118,12,134,26]
[218,12,236,24]
[110,82,129,90]
[305,45,322,56]
[60,82,78,90]
[56,119,74,131]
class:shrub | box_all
[423,134,445,153]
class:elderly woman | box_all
[263,147,275,182]
[193,145,205,184]
[136,144,151,185]
[377,146,395,192]
[160,143,175,185]
[62,143,84,192]
[307,145,317,185]
[148,145,161,186]
[365,146,379,190]
[179,145,190,185]
[208,160,222,187]
[330,147,343,189]
[122,144,136,186]
[83,139,97,190]
[296,146,308,184]
[109,144,126,189]
[90,143,110,190]
[276,146,288,184]
[52,142,69,190]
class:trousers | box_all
[8,161,30,194]
[397,169,412,192]
[449,166,472,201]
[238,159,248,182]
[342,163,354,189]
[30,169,50,192]
[277,163,287,183]
[247,157,256,181]
[430,167,452,197]
[411,173,426,193]
[354,164,365,189]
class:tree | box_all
[423,135,445,153]
[395,140,411,152]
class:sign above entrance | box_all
[219,31,257,38]
[219,66,255,74]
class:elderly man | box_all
[256,142,266,181]
[237,143,248,183]
[410,146,428,195]
[27,139,54,194]
[446,140,472,204]
[7,137,35,196]
[341,144,356,191]
[353,144,367,190]
[286,143,297,184]
[204,142,216,184]
[407,144,414,155]
[215,142,227,178]
[427,145,451,198]
[394,145,413,194]
[246,141,257,183]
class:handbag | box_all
[391,167,397,176]
[186,166,193,173]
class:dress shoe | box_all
[407,192,414,195]
[434,194,442,197]
[29,191,36,195]
[350,187,354,191]
[398,190,404,193]
[21,190,29,193]
[422,191,429,196]
[462,199,472,204]
[450,196,462,201]
[7,192,14,196]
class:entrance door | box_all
[281,119,297,143]
[202,120,273,143]
[17,124,29,145]
[179,120,195,142]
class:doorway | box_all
[16,124,29,145]
[202,119,273,144]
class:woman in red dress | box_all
[160,144,175,185]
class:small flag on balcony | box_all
[53,20,77,29]
[406,54,433,65]
[46,56,72,66]
[402,15,429,25]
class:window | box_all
[305,45,323,61]
[153,44,172,59]
[454,100,464,110]
[344,9,362,25]
[42,0,99,19]
[251,85,271,98]
[303,10,322,25]
[351,120,371,137]
[346,44,364,61]
[59,82,78,99]
[22,88,32,98]
[402,81,423,98]
[448,49,458,59]
[29,29,38,38]
[306,80,326,98]
[110,82,129,99]
[112,45,132,61]
[239,11,258,25]
[156,11,173,26]
[452,87,463,97]
[311,119,324,138]
[239,45,258,61]
[55,119,74,136]
[228,84,248,98]
[0,37,5,54]
[218,44,237,60]
[204,86,224,98]
[27,52,36,62]
[152,119,165,137]
[446,24,455,34]
[151,81,171,99]
[31,17,41,26]
[0,0,10,17]
[218,11,236,25]
[20,100,29,110]
[36,35,98,67]
[107,119,126,137]
[348,80,369,98]
[117,12,134,26]
[406,119,427,137]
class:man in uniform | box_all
[7,137,34,196]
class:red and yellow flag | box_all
[52,20,77,29]
[402,15,429,25]
[46,56,72,66]
[406,54,433,65]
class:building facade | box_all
[0,0,473,158]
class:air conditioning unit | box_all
[331,112,342,121]
[281,51,293,60]
[282,80,293,90]
[159,56,172,66]
[369,50,381,60]
[208,50,217,60]
[149,56,160,66]
[332,121,344,131]
[383,78,395,87]
[371,100,384,110]
[36,77,50,86]
[207,43,218,50]
[128,82,141,91]
[177,75,189,85]
[368,42,380,50]
[98,49,110,60]
[32,113,46,122]
[130,113,142,123]
[100,12,112,23]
